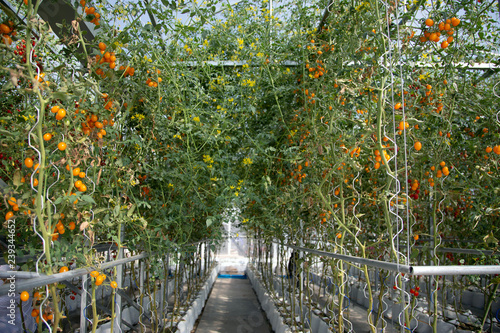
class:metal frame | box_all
[279,243,500,276]
[0,240,217,332]
[0,252,149,295]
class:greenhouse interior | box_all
[0,0,499,332]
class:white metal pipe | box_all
[80,275,88,333]
[0,252,149,296]
[284,243,412,274]
[410,265,500,276]
[280,243,500,276]
[0,271,41,278]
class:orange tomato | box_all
[5,211,14,221]
[58,142,67,151]
[25,157,34,168]
[95,274,106,286]
[20,291,29,302]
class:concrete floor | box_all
[194,278,272,333]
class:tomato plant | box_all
[0,0,498,332]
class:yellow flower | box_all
[193,116,200,122]
[203,155,214,164]
[243,158,253,165]
[235,192,239,196]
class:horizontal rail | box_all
[0,271,41,279]
[283,243,412,274]
[177,60,300,67]
[278,243,500,276]
[0,252,149,296]
[410,265,500,276]
[174,60,499,71]
[0,239,212,295]
[411,61,499,70]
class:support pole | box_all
[80,275,88,333]
[140,260,146,317]
[113,224,125,330]
[159,256,166,329]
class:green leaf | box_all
[1,82,14,91]
[81,195,96,204]
[138,201,151,209]
[206,218,213,227]
[93,208,108,215]
[127,204,136,217]
[13,170,22,187]
[483,232,499,244]
[113,204,120,217]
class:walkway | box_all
[194,277,272,333]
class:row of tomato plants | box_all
[1,0,499,331]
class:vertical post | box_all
[208,240,211,268]
[228,220,232,255]
[429,212,435,315]
[113,225,124,330]
[159,256,165,329]
[166,253,170,302]
[273,242,277,274]
[204,241,208,273]
[198,243,201,283]
[201,242,205,276]
[249,238,253,264]
[374,267,379,324]
[80,275,89,333]
[299,221,304,319]
[140,260,145,314]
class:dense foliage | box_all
[0,0,499,331]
